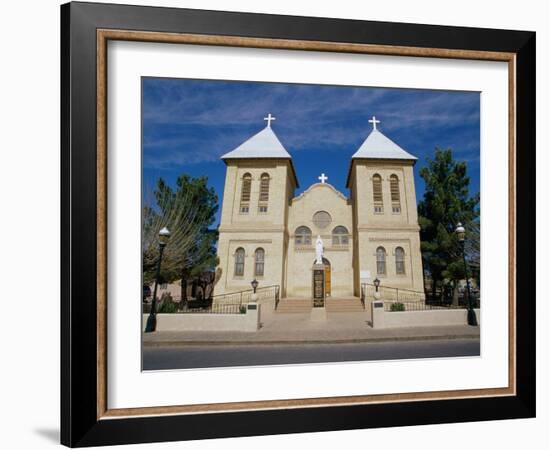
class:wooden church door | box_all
[323,258,331,297]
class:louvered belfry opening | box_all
[240,173,252,213]
[372,174,383,213]
[390,174,401,213]
[258,173,270,213]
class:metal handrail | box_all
[383,301,466,312]
[210,285,281,310]
[210,284,280,300]
[362,282,425,296]
[360,282,479,306]
[361,282,425,303]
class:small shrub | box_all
[160,292,173,302]
[239,305,247,314]
[158,292,177,313]
[390,302,405,312]
[158,301,178,314]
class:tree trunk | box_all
[198,279,208,300]
[205,273,215,299]
[452,281,459,306]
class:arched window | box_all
[376,246,387,275]
[332,226,349,245]
[254,248,265,276]
[372,174,383,213]
[234,248,245,276]
[395,247,405,274]
[295,226,312,246]
[258,173,270,213]
[390,174,401,213]
[240,173,252,213]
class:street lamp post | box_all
[145,227,171,333]
[250,279,259,302]
[251,279,259,294]
[455,223,478,326]
[373,277,381,301]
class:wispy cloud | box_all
[142,78,479,171]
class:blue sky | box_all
[143,78,480,227]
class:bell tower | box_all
[347,116,424,295]
[215,115,298,296]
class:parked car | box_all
[142,284,152,301]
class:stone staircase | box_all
[275,298,313,313]
[325,297,365,313]
[275,297,365,313]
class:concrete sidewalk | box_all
[143,325,480,346]
[143,300,479,346]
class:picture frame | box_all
[61,1,535,447]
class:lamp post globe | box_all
[455,222,477,326]
[455,222,465,242]
[159,226,171,246]
[373,278,380,292]
[145,227,171,333]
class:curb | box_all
[143,334,480,348]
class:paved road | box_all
[143,338,480,370]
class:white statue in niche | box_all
[315,235,324,265]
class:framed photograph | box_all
[61,1,535,447]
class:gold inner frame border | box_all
[96,29,517,420]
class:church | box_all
[214,114,424,301]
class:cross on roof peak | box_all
[318,173,328,184]
[369,115,381,131]
[264,113,276,128]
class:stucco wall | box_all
[356,229,424,292]
[217,232,285,294]
[143,303,261,332]
[352,162,418,226]
[350,160,424,294]
[215,159,295,295]
[371,302,480,329]
[216,157,424,299]
[286,183,354,297]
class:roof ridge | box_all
[221,125,292,160]
[352,128,417,161]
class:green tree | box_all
[142,174,219,299]
[417,148,479,302]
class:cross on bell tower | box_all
[369,115,380,130]
[318,173,328,184]
[264,113,276,128]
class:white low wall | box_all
[143,303,260,332]
[371,301,480,328]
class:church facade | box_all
[214,114,424,299]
